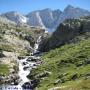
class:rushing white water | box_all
[18,35,42,89]
[18,58,30,86]
[34,36,42,53]
[18,57,37,86]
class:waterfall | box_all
[33,35,42,53]
[17,35,42,89]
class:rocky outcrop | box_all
[39,17,90,51]
[25,35,35,47]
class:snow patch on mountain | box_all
[1,11,27,24]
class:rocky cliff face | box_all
[39,16,90,51]
[26,8,62,29]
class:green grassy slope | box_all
[29,34,90,90]
[0,64,9,76]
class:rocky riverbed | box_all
[0,35,43,90]
[18,55,42,89]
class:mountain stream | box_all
[1,35,42,90]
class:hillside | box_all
[29,33,90,90]
[28,17,90,90]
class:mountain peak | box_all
[66,5,74,9]
[43,8,52,11]
[40,8,52,12]
[53,9,62,13]
[64,5,75,11]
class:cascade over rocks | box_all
[16,34,43,90]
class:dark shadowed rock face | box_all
[39,17,90,51]
[25,35,35,47]
[49,23,80,48]
[0,51,5,58]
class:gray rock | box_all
[35,71,51,78]
[71,74,78,80]
[54,79,61,85]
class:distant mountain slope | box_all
[26,8,62,29]
[0,16,16,24]
[26,11,45,28]
[1,5,90,31]
[56,5,90,27]
[1,11,27,24]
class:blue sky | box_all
[0,0,90,14]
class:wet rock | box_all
[31,63,37,67]
[26,58,31,61]
[30,79,40,88]
[13,80,19,85]
[31,58,38,62]
[18,56,26,60]
[22,82,33,89]
[22,62,28,65]
[27,56,40,62]
[32,51,41,56]
[23,66,30,70]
